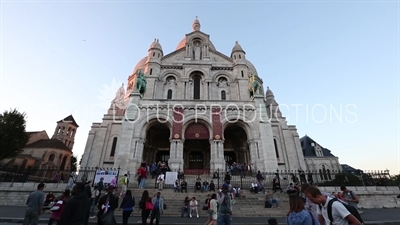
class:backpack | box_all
[218,193,231,214]
[322,198,364,224]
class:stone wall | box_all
[1,182,398,209]
[318,186,400,209]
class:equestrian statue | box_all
[248,72,260,99]
[135,69,147,96]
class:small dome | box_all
[150,38,162,51]
[133,56,147,74]
[232,41,244,52]
[266,86,274,98]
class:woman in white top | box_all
[204,193,217,225]
[189,197,199,218]
[157,173,165,190]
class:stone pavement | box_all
[0,206,399,225]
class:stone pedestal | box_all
[114,92,142,173]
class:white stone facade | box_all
[81,18,315,174]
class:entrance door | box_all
[156,151,170,163]
[224,151,236,165]
[189,151,203,169]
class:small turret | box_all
[231,41,246,62]
[146,38,163,75]
[265,87,282,118]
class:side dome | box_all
[246,59,258,76]
[133,56,148,74]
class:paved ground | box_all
[0,206,399,224]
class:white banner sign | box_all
[165,172,178,185]
[94,170,118,184]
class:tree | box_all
[71,155,77,171]
[0,109,29,160]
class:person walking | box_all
[66,175,74,190]
[58,182,91,225]
[138,190,152,225]
[48,189,71,225]
[217,183,232,225]
[23,183,45,225]
[149,192,164,225]
[120,190,135,225]
[96,186,118,225]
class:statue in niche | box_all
[217,78,228,88]
[193,41,202,60]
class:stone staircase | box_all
[115,178,290,218]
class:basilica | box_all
[80,18,341,175]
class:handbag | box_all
[50,200,63,212]
[101,210,116,225]
[145,201,154,210]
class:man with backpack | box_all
[305,186,363,225]
[340,185,359,210]
[217,183,232,225]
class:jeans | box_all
[139,178,146,188]
[23,208,40,225]
[122,210,132,225]
[269,199,279,207]
[90,198,97,216]
[217,214,231,225]
[149,209,160,225]
[141,210,151,225]
[203,185,209,192]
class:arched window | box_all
[193,76,201,99]
[150,68,153,75]
[167,89,172,99]
[67,127,71,135]
[221,91,226,100]
[241,71,244,78]
[48,154,55,162]
[57,127,61,134]
[110,137,118,157]
[60,156,67,170]
[152,52,155,57]
[70,129,74,137]
[239,54,242,59]
[273,139,280,158]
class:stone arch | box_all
[137,113,173,139]
[160,70,182,81]
[182,114,213,140]
[221,117,254,140]
[213,71,234,83]
[188,36,205,44]
[187,69,207,79]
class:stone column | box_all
[210,140,225,172]
[168,139,184,171]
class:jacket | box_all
[151,197,164,212]
[58,192,90,225]
[287,209,320,225]
[120,196,135,211]
[97,193,118,216]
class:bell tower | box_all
[52,115,79,150]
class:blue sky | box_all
[1,0,399,174]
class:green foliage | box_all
[391,174,400,186]
[319,172,364,186]
[71,155,77,171]
[0,109,29,160]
